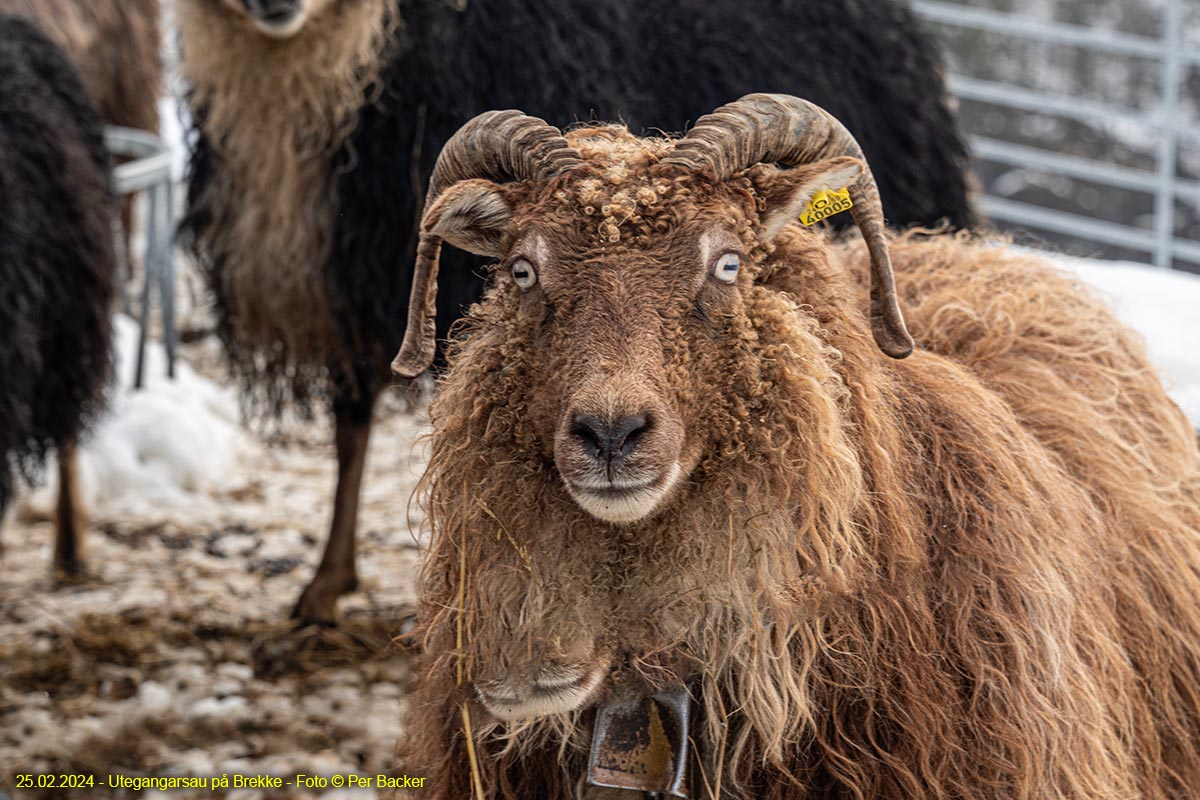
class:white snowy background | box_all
[1064,256,1200,423]
[21,316,253,521]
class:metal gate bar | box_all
[106,125,177,387]
[914,0,1199,269]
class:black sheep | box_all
[178,0,976,624]
[0,13,116,574]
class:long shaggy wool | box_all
[399,127,1200,798]
[179,0,974,413]
[0,0,160,132]
[0,14,115,515]
[178,0,397,409]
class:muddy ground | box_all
[0,334,432,799]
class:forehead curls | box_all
[551,126,760,247]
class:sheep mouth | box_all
[250,8,307,37]
[477,669,606,721]
[565,463,683,524]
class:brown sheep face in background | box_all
[219,0,335,37]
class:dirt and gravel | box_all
[0,334,432,800]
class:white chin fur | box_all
[479,669,605,722]
[567,463,682,524]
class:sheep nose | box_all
[570,413,651,464]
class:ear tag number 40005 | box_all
[799,187,853,226]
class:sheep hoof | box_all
[51,559,90,586]
[291,574,358,627]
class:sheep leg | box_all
[292,400,373,625]
[53,439,86,578]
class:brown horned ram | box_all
[392,95,1200,798]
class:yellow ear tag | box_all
[799,187,853,226]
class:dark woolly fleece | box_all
[0,0,162,132]
[0,14,115,514]
[185,0,974,410]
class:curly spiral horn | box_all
[392,111,583,378]
[664,93,914,358]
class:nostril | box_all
[612,413,651,458]
[570,414,606,460]
[569,412,652,463]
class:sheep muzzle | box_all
[554,377,686,525]
[475,644,611,722]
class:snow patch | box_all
[19,315,256,521]
[1047,254,1200,424]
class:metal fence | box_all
[107,126,177,388]
[914,0,1200,269]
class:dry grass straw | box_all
[456,500,487,800]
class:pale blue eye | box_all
[511,258,537,289]
[712,252,740,284]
